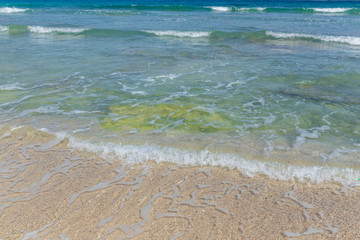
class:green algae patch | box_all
[0,90,22,103]
[101,104,233,133]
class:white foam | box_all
[0,83,25,90]
[237,7,266,11]
[144,30,210,38]
[28,26,88,34]
[0,7,28,13]
[266,31,360,45]
[311,8,352,13]
[206,6,232,12]
[65,134,360,185]
[294,125,330,148]
[0,25,9,32]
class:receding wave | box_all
[65,132,360,185]
[0,7,28,13]
[266,31,360,46]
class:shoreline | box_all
[1,126,360,239]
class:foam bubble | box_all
[0,7,28,13]
[144,30,210,38]
[206,6,232,12]
[28,26,88,34]
[266,31,360,45]
[312,8,352,13]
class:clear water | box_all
[1,0,360,183]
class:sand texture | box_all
[0,126,360,239]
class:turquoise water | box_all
[1,0,360,183]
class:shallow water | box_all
[1,126,359,239]
[1,0,360,183]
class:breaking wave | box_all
[1,25,359,46]
[0,7,28,13]
[266,31,360,46]
[143,30,210,38]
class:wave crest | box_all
[28,26,88,34]
[144,30,210,38]
[206,6,232,12]
[266,31,360,46]
[311,8,352,13]
[0,7,28,13]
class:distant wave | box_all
[81,4,208,12]
[238,7,359,14]
[76,9,141,16]
[146,30,360,46]
[1,25,89,34]
[143,30,210,38]
[1,5,359,15]
[28,26,88,34]
[0,7,28,13]
[206,6,232,12]
[207,6,266,12]
[266,31,360,46]
[2,25,360,46]
[239,7,266,11]
[311,8,352,13]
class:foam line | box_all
[266,31,360,45]
[143,30,210,38]
[0,7,28,13]
[28,26,88,34]
[206,6,232,12]
[311,8,352,13]
[66,135,360,185]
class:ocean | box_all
[1,0,360,185]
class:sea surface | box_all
[1,0,360,184]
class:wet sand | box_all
[0,126,360,239]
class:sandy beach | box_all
[0,126,359,239]
[2,0,360,239]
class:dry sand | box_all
[0,126,360,239]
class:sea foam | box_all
[0,25,9,32]
[0,7,28,13]
[28,26,88,34]
[237,7,266,11]
[266,31,360,45]
[206,6,232,12]
[311,8,352,13]
[144,30,210,38]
